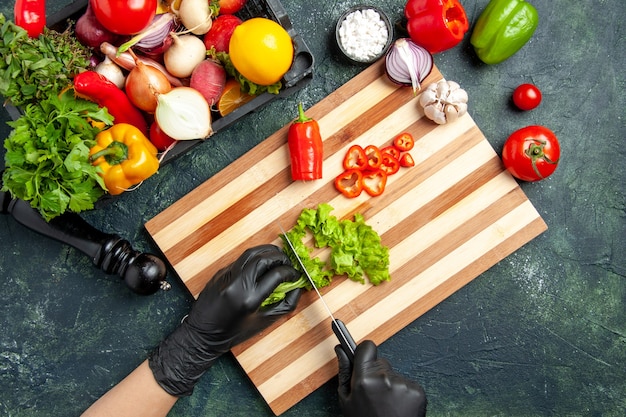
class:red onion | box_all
[385,38,433,94]
[118,13,176,54]
[75,3,119,48]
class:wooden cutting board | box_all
[145,60,547,415]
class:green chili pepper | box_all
[470,0,539,64]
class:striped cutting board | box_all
[145,60,547,415]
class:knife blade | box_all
[279,224,357,362]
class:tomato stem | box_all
[525,139,558,179]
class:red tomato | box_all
[512,83,542,111]
[502,125,560,182]
[90,0,157,35]
[150,121,177,151]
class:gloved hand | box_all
[149,244,302,396]
[335,340,427,417]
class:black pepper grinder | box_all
[1,190,170,295]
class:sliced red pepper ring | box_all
[380,153,400,175]
[393,132,415,151]
[334,169,363,198]
[381,145,401,160]
[364,145,383,170]
[362,169,387,197]
[399,152,415,167]
[343,144,367,170]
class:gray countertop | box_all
[1,0,625,416]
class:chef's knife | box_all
[279,225,357,362]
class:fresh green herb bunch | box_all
[0,13,91,107]
[2,90,114,221]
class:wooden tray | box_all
[145,60,547,415]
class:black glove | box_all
[335,340,427,417]
[149,244,302,396]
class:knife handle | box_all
[332,319,357,363]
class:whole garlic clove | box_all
[418,79,468,124]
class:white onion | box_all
[155,87,213,140]
[385,38,433,94]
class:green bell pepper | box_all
[470,0,539,64]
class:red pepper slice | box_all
[14,0,46,38]
[380,154,400,175]
[334,169,363,198]
[381,145,401,160]
[364,145,383,170]
[362,169,387,197]
[288,103,324,181]
[399,153,416,168]
[393,132,415,151]
[343,144,367,170]
[405,0,469,54]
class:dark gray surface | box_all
[1,0,625,416]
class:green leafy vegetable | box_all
[263,203,391,306]
[214,50,282,96]
[2,90,114,221]
[0,13,91,107]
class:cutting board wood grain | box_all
[145,60,547,415]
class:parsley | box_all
[263,204,391,305]
[0,13,91,107]
[2,90,114,221]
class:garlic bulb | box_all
[418,80,468,124]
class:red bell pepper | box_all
[73,71,148,136]
[288,103,323,181]
[14,0,46,38]
[405,0,469,54]
[380,154,400,175]
[343,145,368,170]
[381,145,401,160]
[399,152,416,167]
[364,145,383,170]
[393,132,415,151]
[334,169,363,198]
[362,169,387,197]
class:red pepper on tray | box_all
[73,71,148,136]
[14,0,46,38]
[405,0,469,54]
[288,103,323,181]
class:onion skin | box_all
[385,38,433,94]
[100,42,184,87]
[75,3,119,48]
[125,58,172,113]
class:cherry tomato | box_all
[150,121,177,151]
[502,125,560,182]
[90,0,157,35]
[512,83,542,111]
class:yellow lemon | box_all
[229,17,294,86]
